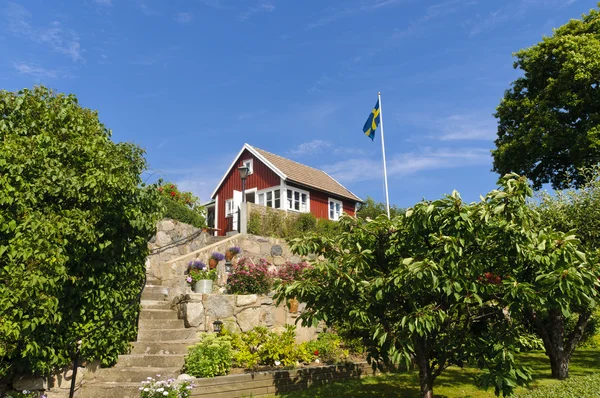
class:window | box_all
[329,198,343,221]
[286,188,309,212]
[258,188,281,209]
[225,199,234,216]
[242,159,253,175]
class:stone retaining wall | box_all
[188,362,377,397]
[174,293,318,342]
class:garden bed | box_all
[188,361,377,398]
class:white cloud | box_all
[3,3,83,61]
[323,147,491,183]
[174,12,193,24]
[13,62,58,78]
[399,112,497,142]
[238,2,276,20]
[288,140,332,156]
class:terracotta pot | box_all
[208,258,218,269]
[288,298,299,313]
[225,251,234,261]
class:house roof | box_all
[210,143,362,203]
[250,145,362,202]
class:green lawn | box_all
[269,350,600,398]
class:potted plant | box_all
[208,252,225,269]
[225,246,241,261]
[187,260,217,293]
[276,261,311,314]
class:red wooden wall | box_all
[307,188,356,220]
[214,149,280,236]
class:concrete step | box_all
[130,340,199,355]
[138,319,184,329]
[143,285,169,295]
[114,354,186,369]
[141,290,168,301]
[91,366,181,383]
[137,328,199,342]
[146,277,163,286]
[141,300,172,310]
[79,382,141,398]
[139,309,179,320]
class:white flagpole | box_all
[378,92,391,219]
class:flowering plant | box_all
[210,252,226,262]
[228,257,274,294]
[3,391,46,398]
[227,246,241,255]
[186,260,216,283]
[139,375,194,398]
[276,261,312,286]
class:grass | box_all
[266,349,600,398]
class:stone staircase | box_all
[79,277,199,398]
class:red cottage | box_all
[205,144,363,236]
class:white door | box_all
[232,190,242,231]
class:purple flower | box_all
[210,252,225,261]
[228,246,241,254]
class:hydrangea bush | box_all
[139,375,194,398]
[227,257,274,295]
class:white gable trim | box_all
[210,143,287,199]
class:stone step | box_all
[114,354,186,369]
[139,309,179,320]
[91,366,181,383]
[141,300,172,310]
[141,290,168,301]
[146,277,163,286]
[130,340,199,355]
[79,382,141,398]
[143,285,169,295]
[138,319,184,329]
[137,328,199,342]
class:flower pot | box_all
[193,279,213,294]
[208,258,218,269]
[225,251,234,261]
[288,298,299,313]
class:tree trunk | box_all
[549,353,570,379]
[414,336,434,398]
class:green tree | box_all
[356,196,402,220]
[157,180,206,228]
[0,87,162,375]
[492,5,600,190]
[277,174,598,397]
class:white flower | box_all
[274,360,281,366]
[157,387,164,392]
[315,359,320,363]
[163,392,169,396]
[144,388,149,392]
[139,387,144,390]
[147,377,153,380]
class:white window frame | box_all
[285,187,310,213]
[225,199,234,216]
[242,158,254,175]
[257,186,282,209]
[328,198,343,221]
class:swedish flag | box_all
[363,99,380,141]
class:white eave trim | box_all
[210,143,288,199]
[320,170,363,203]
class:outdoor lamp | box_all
[213,320,223,334]
[225,262,233,273]
[238,165,250,203]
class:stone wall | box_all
[147,219,217,271]
[174,293,318,343]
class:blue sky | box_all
[0,0,592,207]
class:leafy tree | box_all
[492,5,600,190]
[356,196,402,220]
[276,174,598,397]
[157,181,206,228]
[0,87,162,376]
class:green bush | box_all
[246,209,341,240]
[247,211,262,235]
[0,87,161,376]
[227,257,274,295]
[183,334,232,378]
[303,332,348,364]
[161,196,205,228]
[516,373,600,397]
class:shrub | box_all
[228,257,274,295]
[247,212,262,235]
[138,375,194,398]
[161,197,205,228]
[276,261,312,286]
[183,334,232,378]
[258,324,300,367]
[303,332,348,364]
[0,86,162,375]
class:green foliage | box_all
[228,257,274,295]
[3,391,41,398]
[138,375,193,398]
[492,5,600,189]
[0,87,162,375]
[276,174,599,397]
[183,334,232,378]
[303,332,349,364]
[246,208,341,239]
[356,196,403,220]
[257,324,301,367]
[161,196,205,228]
[158,181,199,208]
[516,373,600,398]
